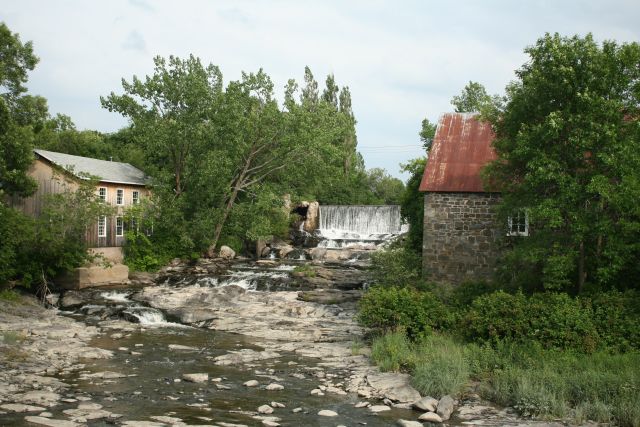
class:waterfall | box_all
[318,205,402,237]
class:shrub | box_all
[462,291,599,352]
[588,290,640,351]
[123,231,166,272]
[370,247,421,287]
[358,286,453,339]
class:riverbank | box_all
[0,262,589,426]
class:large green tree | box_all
[484,33,640,292]
[0,22,40,198]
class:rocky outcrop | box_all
[219,245,236,260]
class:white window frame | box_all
[98,216,107,237]
[507,210,529,236]
[132,190,140,205]
[116,188,124,205]
[98,187,107,202]
[116,216,124,237]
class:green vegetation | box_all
[293,264,316,278]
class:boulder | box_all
[413,396,438,412]
[367,372,421,403]
[258,405,274,414]
[397,421,423,427]
[317,410,338,417]
[436,395,455,421]
[309,248,327,261]
[419,411,443,423]
[219,246,236,260]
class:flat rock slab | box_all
[2,403,46,413]
[397,420,424,427]
[16,390,61,407]
[318,410,338,417]
[24,417,80,427]
[366,372,421,403]
[214,349,280,366]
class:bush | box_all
[358,286,453,339]
[462,291,599,352]
[123,231,167,272]
[588,290,640,351]
[370,247,422,287]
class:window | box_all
[98,216,107,237]
[132,190,140,205]
[508,210,529,236]
[116,189,124,205]
[98,187,107,202]
[116,217,124,236]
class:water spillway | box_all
[318,205,402,240]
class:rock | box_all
[436,395,454,421]
[214,349,280,366]
[366,372,421,403]
[243,380,259,387]
[419,411,443,423]
[354,401,370,408]
[397,420,423,427]
[368,405,391,412]
[182,373,208,383]
[265,383,284,391]
[413,396,438,412]
[16,390,60,407]
[317,409,338,417]
[168,344,198,351]
[292,407,303,413]
[310,389,324,396]
[309,247,327,261]
[271,402,285,408]
[262,421,280,427]
[23,417,80,427]
[219,246,236,260]
[1,403,46,413]
[258,405,274,414]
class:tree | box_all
[0,22,40,198]
[419,118,437,151]
[451,81,500,114]
[484,33,640,292]
[400,158,427,255]
[366,168,405,205]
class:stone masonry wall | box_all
[423,192,502,284]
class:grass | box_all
[0,289,20,302]
[293,264,316,277]
[370,331,640,426]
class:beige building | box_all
[11,149,150,288]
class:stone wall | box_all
[422,192,502,284]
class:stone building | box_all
[419,113,502,284]
[10,149,150,288]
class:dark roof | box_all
[34,149,149,186]
[419,112,497,193]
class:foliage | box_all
[0,289,20,302]
[412,334,470,398]
[369,247,422,287]
[419,118,437,151]
[399,157,426,255]
[371,331,414,372]
[451,81,502,115]
[0,22,40,198]
[462,291,600,352]
[588,290,640,352]
[358,286,452,339]
[484,33,640,292]
[364,168,405,205]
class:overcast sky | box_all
[3,0,639,179]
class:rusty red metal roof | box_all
[419,112,497,193]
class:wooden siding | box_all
[10,158,149,248]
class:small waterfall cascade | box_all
[318,205,402,239]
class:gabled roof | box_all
[34,149,149,186]
[419,112,497,193]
